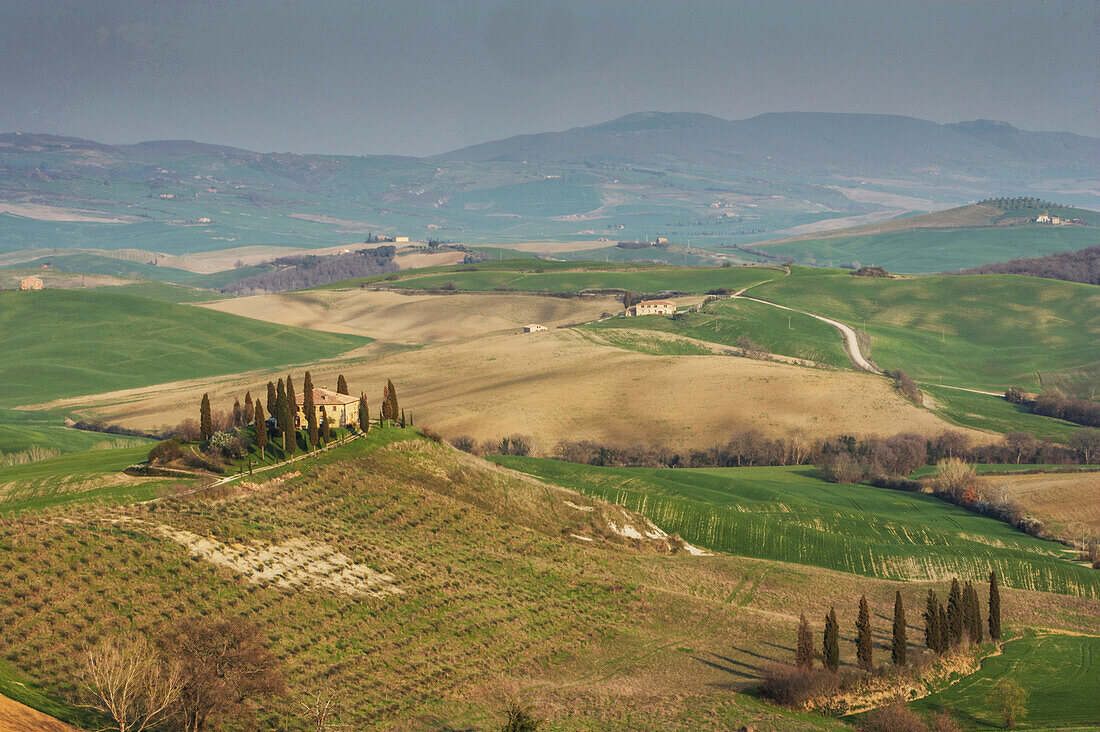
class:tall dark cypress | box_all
[321,408,332,444]
[924,590,938,651]
[303,371,318,448]
[243,391,254,424]
[796,613,814,669]
[856,595,873,671]
[823,607,840,672]
[947,578,963,647]
[286,375,297,430]
[892,591,907,667]
[253,402,267,459]
[358,393,369,432]
[935,603,949,654]
[232,398,242,428]
[988,571,1002,641]
[275,379,286,432]
[336,374,349,395]
[964,582,982,644]
[199,393,213,441]
[266,381,277,418]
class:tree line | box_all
[1006,387,1100,429]
[221,248,399,295]
[958,243,1100,286]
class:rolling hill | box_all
[754,199,1100,273]
[0,289,367,407]
[1,114,1097,269]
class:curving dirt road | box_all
[732,286,882,374]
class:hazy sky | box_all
[1,0,1096,156]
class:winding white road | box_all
[732,284,883,374]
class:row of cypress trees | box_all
[796,572,1002,672]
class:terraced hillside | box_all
[494,458,1100,598]
[0,289,368,406]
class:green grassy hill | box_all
[494,457,1100,598]
[0,289,367,406]
[912,633,1100,729]
[756,201,1100,273]
[330,260,785,293]
[1,253,269,289]
[751,269,1100,395]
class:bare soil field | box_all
[0,201,131,223]
[198,289,624,344]
[37,327,987,453]
[980,471,1100,539]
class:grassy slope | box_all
[912,633,1100,729]
[493,458,1100,598]
[0,431,860,731]
[0,445,184,514]
[2,253,267,289]
[586,297,851,368]
[762,226,1099,273]
[0,290,367,406]
[923,386,1084,443]
[752,270,1100,394]
[330,262,784,293]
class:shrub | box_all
[420,426,442,443]
[448,435,479,454]
[148,439,184,465]
[934,458,977,501]
[500,703,542,732]
[858,704,929,731]
[759,663,840,708]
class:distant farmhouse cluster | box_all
[1032,214,1083,226]
[20,276,44,290]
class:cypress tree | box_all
[266,381,277,418]
[337,375,349,395]
[286,375,297,431]
[936,603,949,654]
[200,393,213,441]
[400,408,406,428]
[253,402,267,459]
[892,591,907,667]
[243,391,254,424]
[796,612,814,669]
[823,607,840,672]
[303,371,318,449]
[358,393,369,432]
[964,582,983,644]
[947,578,964,647]
[856,595,873,671]
[924,590,938,651]
[988,571,1002,641]
[232,398,243,428]
[321,408,332,444]
[275,380,286,432]
[382,379,399,423]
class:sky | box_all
[1,0,1097,156]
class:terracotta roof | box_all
[295,388,358,406]
[637,299,675,306]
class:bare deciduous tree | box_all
[79,636,182,732]
[299,690,343,732]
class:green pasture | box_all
[912,633,1100,729]
[762,225,1099,273]
[752,271,1100,395]
[923,386,1085,443]
[0,289,368,406]
[345,263,784,294]
[586,296,851,367]
[0,445,182,514]
[492,458,1100,598]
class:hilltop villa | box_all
[20,276,44,290]
[629,299,676,316]
[523,323,549,332]
[295,388,359,429]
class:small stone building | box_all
[20,276,44,290]
[629,299,675,316]
[523,324,549,332]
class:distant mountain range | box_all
[0,113,1097,266]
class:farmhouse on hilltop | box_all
[629,299,675,316]
[523,323,548,332]
[295,388,359,429]
[20,276,44,290]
